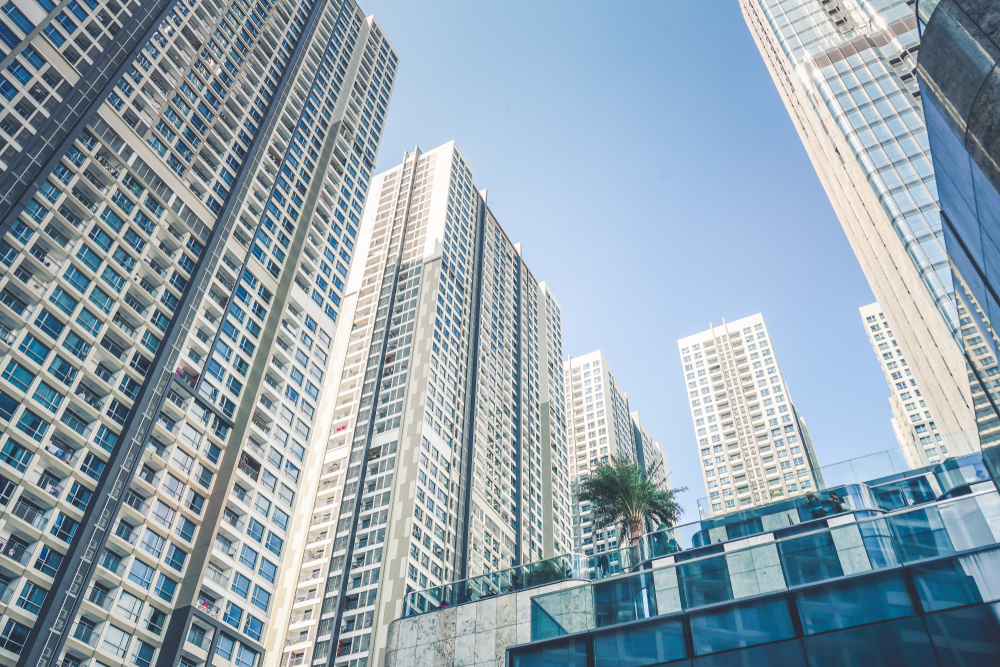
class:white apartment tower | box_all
[0,0,397,665]
[678,314,822,515]
[860,302,979,468]
[565,351,668,556]
[631,411,667,489]
[275,142,573,667]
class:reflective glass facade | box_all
[740,0,979,441]
[916,0,1000,465]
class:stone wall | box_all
[384,580,589,667]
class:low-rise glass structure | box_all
[388,452,1000,667]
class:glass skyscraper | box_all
[916,0,1000,470]
[738,0,981,452]
[0,0,396,666]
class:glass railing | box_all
[530,487,1000,642]
[402,553,586,617]
[403,452,997,618]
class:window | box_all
[154,573,177,602]
[128,559,154,589]
[690,597,795,655]
[796,571,915,635]
[132,639,155,667]
[243,614,263,641]
[258,558,277,583]
[16,580,47,614]
[165,544,186,571]
[217,634,235,660]
[232,572,250,598]
[265,531,282,556]
[2,360,34,391]
[251,585,270,611]
[116,590,143,622]
[0,618,29,654]
[140,529,165,558]
[246,518,264,542]
[235,645,258,667]
[102,625,132,658]
[240,545,258,569]
[223,601,243,628]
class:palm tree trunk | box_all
[628,518,643,547]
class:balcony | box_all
[244,437,265,458]
[205,566,230,588]
[0,536,32,565]
[83,585,113,610]
[73,384,106,411]
[250,414,271,434]
[27,469,62,497]
[223,509,245,532]
[68,623,99,647]
[11,499,47,530]
[112,520,139,545]
[214,537,236,558]
[98,549,125,577]
[237,460,259,481]
[123,490,150,515]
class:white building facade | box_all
[565,351,668,556]
[0,1,397,666]
[860,302,980,468]
[275,142,573,667]
[678,314,822,515]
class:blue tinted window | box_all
[690,597,794,656]
[677,556,733,609]
[913,548,1000,612]
[924,602,1000,666]
[510,636,588,667]
[801,616,931,667]
[796,571,914,635]
[887,506,955,561]
[779,531,843,586]
[593,616,685,667]
[692,639,804,666]
[594,572,658,627]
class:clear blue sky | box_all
[364,0,898,509]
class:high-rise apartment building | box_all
[274,142,573,667]
[738,0,978,444]
[0,1,396,666]
[564,351,668,556]
[678,314,822,514]
[631,411,667,488]
[860,302,978,468]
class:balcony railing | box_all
[237,459,260,481]
[84,585,113,610]
[205,567,230,587]
[30,469,62,496]
[214,537,236,557]
[69,623,99,647]
[0,536,31,565]
[123,490,150,515]
[12,499,47,529]
[196,596,221,619]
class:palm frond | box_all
[578,456,685,545]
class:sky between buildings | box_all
[364,0,898,513]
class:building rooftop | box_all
[388,451,1000,666]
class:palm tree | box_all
[578,456,684,547]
